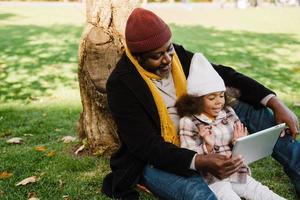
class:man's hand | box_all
[194,154,243,180]
[267,96,299,139]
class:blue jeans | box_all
[234,101,300,196]
[142,101,300,199]
[142,165,217,200]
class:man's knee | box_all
[182,177,217,200]
[273,135,300,176]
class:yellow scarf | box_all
[125,48,187,146]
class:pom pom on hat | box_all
[125,8,172,53]
[187,53,226,96]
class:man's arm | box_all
[212,63,275,106]
[267,96,299,138]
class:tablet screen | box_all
[232,123,285,164]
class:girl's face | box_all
[202,91,225,118]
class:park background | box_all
[0,0,300,199]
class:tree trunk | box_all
[77,0,139,157]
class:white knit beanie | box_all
[187,53,226,96]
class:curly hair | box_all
[175,94,204,118]
[175,87,240,118]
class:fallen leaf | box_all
[28,191,38,198]
[45,151,56,157]
[59,179,65,188]
[39,172,46,177]
[137,184,151,194]
[6,137,23,144]
[294,102,300,107]
[62,195,71,200]
[75,144,85,155]
[24,134,33,137]
[54,128,61,132]
[28,198,39,200]
[35,146,46,152]
[0,190,4,197]
[16,176,38,186]
[0,131,11,138]
[61,136,76,143]
[0,171,13,179]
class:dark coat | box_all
[102,44,274,199]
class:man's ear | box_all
[136,56,142,62]
[136,55,145,65]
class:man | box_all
[102,7,300,200]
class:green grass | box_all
[0,3,300,200]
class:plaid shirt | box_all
[179,106,250,184]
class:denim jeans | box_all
[233,101,300,197]
[142,165,217,200]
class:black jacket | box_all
[102,44,274,199]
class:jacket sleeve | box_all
[106,74,196,175]
[179,118,209,155]
[212,63,275,106]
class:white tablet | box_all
[232,123,285,164]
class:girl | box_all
[175,53,285,200]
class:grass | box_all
[0,2,300,200]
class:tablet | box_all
[232,123,285,164]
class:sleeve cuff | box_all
[260,94,276,106]
[190,154,197,170]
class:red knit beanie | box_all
[125,8,172,53]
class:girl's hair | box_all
[175,94,204,118]
[175,87,240,118]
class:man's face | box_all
[137,40,174,79]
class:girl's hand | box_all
[232,121,247,144]
[197,124,215,147]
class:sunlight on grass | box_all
[0,3,85,26]
[155,7,300,35]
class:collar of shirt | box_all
[194,109,227,124]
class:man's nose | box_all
[162,52,172,64]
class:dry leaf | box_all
[24,134,33,137]
[62,195,71,200]
[45,151,56,157]
[54,128,61,132]
[61,136,76,143]
[28,198,39,200]
[28,191,38,199]
[35,146,46,152]
[137,184,151,194]
[0,171,13,179]
[16,176,38,186]
[6,137,23,144]
[75,144,85,155]
[0,190,4,197]
[59,179,65,188]
[294,102,300,107]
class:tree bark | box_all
[77,0,139,156]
